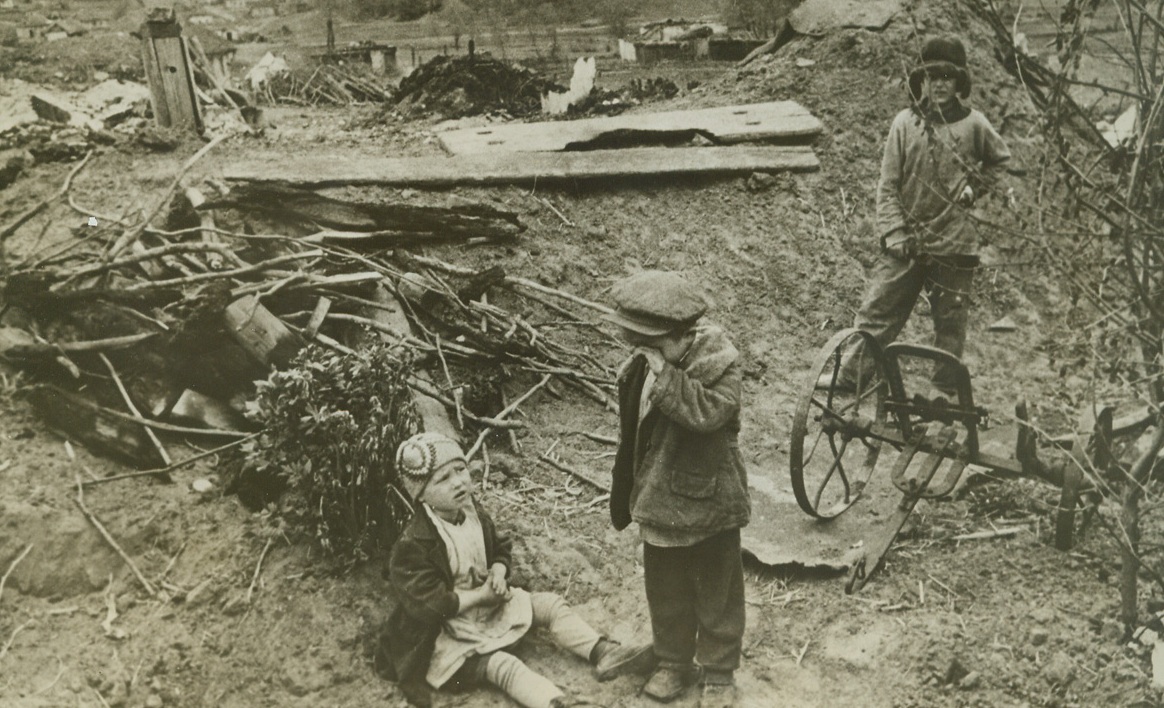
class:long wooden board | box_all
[223,145,819,188]
[437,101,823,155]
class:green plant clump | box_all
[242,344,421,561]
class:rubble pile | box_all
[0,78,153,186]
[393,53,565,118]
[0,175,616,474]
[579,77,684,115]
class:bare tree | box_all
[966,0,1164,632]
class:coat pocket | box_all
[669,467,718,499]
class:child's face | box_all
[620,327,694,366]
[620,327,661,348]
[420,459,472,516]
[923,72,958,105]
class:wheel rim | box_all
[790,329,889,519]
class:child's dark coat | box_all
[375,500,512,707]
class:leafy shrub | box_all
[239,344,421,561]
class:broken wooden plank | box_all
[223,294,303,368]
[223,145,819,188]
[436,101,823,155]
[169,389,246,430]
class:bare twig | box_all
[581,432,617,445]
[7,332,157,357]
[160,541,187,582]
[73,476,156,597]
[408,253,617,316]
[0,543,33,604]
[60,242,239,281]
[61,250,323,297]
[98,353,172,469]
[794,639,810,667]
[246,539,273,604]
[0,618,34,661]
[408,378,524,430]
[106,134,229,260]
[537,197,575,228]
[0,151,93,242]
[950,527,1023,542]
[434,335,463,429]
[83,430,260,486]
[538,447,610,492]
[466,375,551,460]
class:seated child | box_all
[377,432,654,708]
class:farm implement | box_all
[791,329,1115,593]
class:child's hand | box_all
[956,184,975,206]
[487,563,509,597]
[634,348,666,375]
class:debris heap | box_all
[0,163,618,483]
[393,53,565,118]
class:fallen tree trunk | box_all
[200,183,525,240]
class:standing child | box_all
[605,271,751,708]
[377,432,654,708]
[823,35,1012,394]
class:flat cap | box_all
[605,270,708,336]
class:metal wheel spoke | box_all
[811,383,882,420]
[804,426,826,466]
[809,395,846,422]
[813,435,852,509]
[831,437,853,498]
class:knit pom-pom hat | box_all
[395,432,465,502]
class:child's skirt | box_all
[426,587,533,687]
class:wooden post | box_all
[140,8,202,134]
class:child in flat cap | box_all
[825,35,1012,394]
[378,432,654,708]
[605,271,750,708]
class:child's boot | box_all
[698,670,736,708]
[591,638,657,682]
[642,663,700,703]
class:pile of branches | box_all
[264,63,393,106]
[0,146,620,539]
[393,53,565,118]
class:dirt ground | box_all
[1,2,1161,707]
